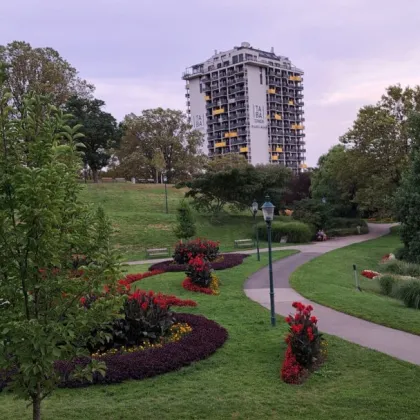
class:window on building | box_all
[232,55,238,64]
[238,54,244,62]
[200,84,202,93]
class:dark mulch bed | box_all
[55,314,227,388]
[0,314,227,391]
[149,253,249,272]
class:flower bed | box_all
[51,314,228,388]
[281,302,326,385]
[182,274,220,295]
[361,269,381,279]
[149,253,248,272]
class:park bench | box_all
[115,178,126,183]
[146,247,170,258]
[234,239,255,249]
[101,177,113,183]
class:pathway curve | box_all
[245,223,420,366]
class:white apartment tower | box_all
[182,42,306,173]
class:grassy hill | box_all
[80,183,268,261]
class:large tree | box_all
[0,71,121,420]
[117,108,205,182]
[0,41,94,113]
[65,96,121,182]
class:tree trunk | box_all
[32,394,41,420]
[155,169,159,184]
[92,169,99,183]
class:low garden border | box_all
[149,253,249,272]
[50,314,227,388]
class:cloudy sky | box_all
[2,0,420,165]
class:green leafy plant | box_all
[257,221,313,243]
[173,200,196,241]
[0,82,122,420]
[396,280,420,309]
[378,275,398,296]
[382,260,420,278]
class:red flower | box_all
[80,297,86,306]
[141,301,148,311]
[285,316,292,324]
[310,316,317,324]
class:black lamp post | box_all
[261,195,276,327]
[163,174,168,214]
[251,199,260,261]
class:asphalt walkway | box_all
[244,223,420,366]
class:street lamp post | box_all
[251,199,260,261]
[163,174,168,214]
[261,195,276,327]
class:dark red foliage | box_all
[281,345,304,385]
[149,253,248,272]
[182,278,215,295]
[122,270,165,285]
[173,238,220,264]
[51,314,228,388]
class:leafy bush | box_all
[292,198,333,229]
[186,256,212,288]
[90,290,175,354]
[378,275,397,296]
[284,302,322,369]
[327,217,368,229]
[394,246,411,261]
[173,238,219,264]
[257,221,313,243]
[382,260,420,278]
[396,280,420,309]
[326,226,369,237]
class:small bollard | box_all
[353,264,362,291]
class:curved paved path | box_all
[245,224,420,366]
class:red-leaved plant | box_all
[173,238,220,264]
[186,255,213,288]
[281,302,323,384]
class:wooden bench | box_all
[115,178,126,183]
[146,247,170,258]
[234,239,255,249]
[101,177,113,183]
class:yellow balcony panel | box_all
[271,155,279,161]
[274,114,282,120]
[213,108,225,116]
[267,88,276,94]
[289,75,302,81]
[205,95,211,101]
[224,132,238,138]
[240,147,248,153]
[276,147,283,152]
[288,100,294,105]
[215,142,226,148]
[291,124,304,130]
[300,163,308,169]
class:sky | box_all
[2,0,420,166]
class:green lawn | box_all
[291,228,420,335]
[79,183,291,261]
[2,250,420,419]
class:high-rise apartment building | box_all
[182,42,306,173]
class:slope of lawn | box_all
[1,250,420,420]
[290,228,420,335]
[79,183,293,261]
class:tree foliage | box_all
[116,108,205,182]
[65,96,121,182]
[206,153,249,172]
[313,84,420,217]
[0,41,94,113]
[173,200,196,241]
[0,82,121,419]
[178,164,291,216]
[395,112,420,263]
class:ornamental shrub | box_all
[256,221,313,243]
[186,256,213,288]
[396,280,420,309]
[173,200,196,241]
[378,275,397,296]
[382,260,420,278]
[173,238,219,264]
[89,290,175,354]
[285,302,322,368]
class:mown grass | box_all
[79,183,291,261]
[1,250,420,420]
[291,228,420,335]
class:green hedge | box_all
[327,218,368,229]
[326,225,369,237]
[256,221,313,244]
